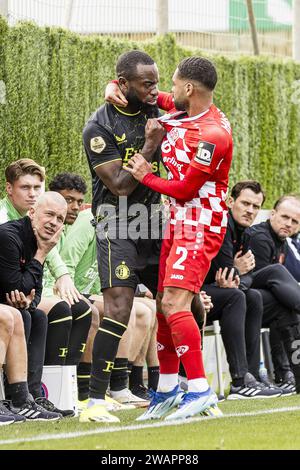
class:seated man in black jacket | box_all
[243,195,300,393]
[204,181,282,399]
[0,191,67,420]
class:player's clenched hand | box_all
[104,82,128,107]
[124,153,153,181]
[145,119,166,147]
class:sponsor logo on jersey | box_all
[115,261,130,280]
[157,342,164,351]
[194,141,216,166]
[90,136,106,153]
[170,274,184,280]
[114,133,127,144]
[176,345,189,357]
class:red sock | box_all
[167,311,205,380]
[156,313,179,374]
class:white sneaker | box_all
[165,387,219,421]
[136,385,183,421]
[109,388,150,408]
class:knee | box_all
[10,308,25,337]
[0,307,14,338]
[48,301,72,327]
[135,305,152,330]
[72,299,92,326]
[269,263,290,280]
[104,293,133,325]
[161,296,175,318]
[246,289,263,308]
[32,308,48,327]
[229,288,247,307]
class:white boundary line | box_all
[1,405,300,446]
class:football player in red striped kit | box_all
[125,56,233,420]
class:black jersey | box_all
[83,103,161,217]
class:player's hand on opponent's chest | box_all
[124,153,152,182]
[145,118,166,148]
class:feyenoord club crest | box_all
[115,261,130,280]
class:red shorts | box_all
[158,220,225,294]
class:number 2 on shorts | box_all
[173,247,188,271]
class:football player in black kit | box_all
[81,50,163,422]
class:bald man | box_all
[0,192,67,420]
[0,191,67,308]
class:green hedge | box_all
[1,17,300,206]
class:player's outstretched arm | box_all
[105,80,173,112]
[125,155,209,202]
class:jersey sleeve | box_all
[60,211,95,282]
[45,246,69,280]
[157,91,174,112]
[190,127,232,175]
[83,120,122,170]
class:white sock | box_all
[188,378,209,393]
[87,398,106,408]
[110,388,127,398]
[157,374,178,393]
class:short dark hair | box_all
[273,194,300,210]
[177,57,217,91]
[49,172,87,195]
[5,158,45,184]
[231,180,266,204]
[116,50,154,80]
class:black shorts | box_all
[96,227,160,297]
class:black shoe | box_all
[0,401,16,426]
[9,398,62,421]
[260,375,294,397]
[35,397,75,418]
[1,400,26,424]
[227,372,282,399]
[275,371,296,395]
[129,384,151,401]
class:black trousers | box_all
[203,285,263,381]
[269,324,291,381]
[247,264,300,390]
[20,308,48,398]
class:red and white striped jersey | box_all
[159,104,233,234]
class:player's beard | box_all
[126,89,159,118]
[173,98,186,111]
